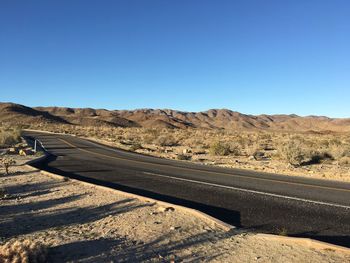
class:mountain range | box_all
[1,102,350,133]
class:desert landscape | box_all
[2,1,350,261]
[1,103,350,261]
[1,152,349,262]
[1,102,350,182]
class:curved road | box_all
[24,131,350,247]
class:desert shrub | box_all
[277,141,310,166]
[235,135,250,148]
[142,134,157,144]
[229,142,242,156]
[143,128,160,143]
[277,139,332,166]
[154,135,178,147]
[0,239,47,263]
[177,154,192,160]
[182,137,203,148]
[330,145,350,159]
[209,141,230,156]
[245,143,260,157]
[328,138,342,146]
[0,127,21,147]
[257,132,272,141]
[0,158,16,175]
[129,143,142,151]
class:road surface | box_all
[23,131,350,247]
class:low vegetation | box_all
[0,239,48,263]
[0,126,21,147]
[209,141,231,156]
[20,122,350,180]
[177,153,192,160]
[0,157,16,175]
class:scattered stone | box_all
[8,147,18,154]
[157,206,175,212]
[19,149,34,156]
[182,148,192,154]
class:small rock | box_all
[157,206,175,212]
[8,148,18,154]
[19,149,34,156]
[183,148,192,154]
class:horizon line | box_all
[2,101,349,120]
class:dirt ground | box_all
[0,156,349,262]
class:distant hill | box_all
[1,102,350,132]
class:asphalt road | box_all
[23,131,350,247]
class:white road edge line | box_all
[143,172,350,210]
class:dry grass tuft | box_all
[154,134,178,147]
[0,239,47,263]
[0,127,21,147]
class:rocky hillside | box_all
[1,102,350,132]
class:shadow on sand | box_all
[1,173,238,262]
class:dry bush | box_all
[0,158,16,175]
[154,134,178,147]
[209,141,230,156]
[142,129,160,144]
[245,142,260,157]
[277,139,312,166]
[0,127,21,147]
[330,144,350,159]
[129,142,142,151]
[277,137,333,166]
[228,142,242,156]
[0,239,47,263]
[177,154,192,160]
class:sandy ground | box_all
[1,156,349,262]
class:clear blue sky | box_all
[1,1,349,117]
